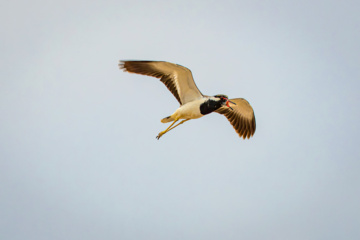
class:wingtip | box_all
[118,60,126,71]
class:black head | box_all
[214,94,229,104]
[213,94,235,110]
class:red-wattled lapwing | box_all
[119,60,256,140]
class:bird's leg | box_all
[156,119,190,140]
[168,119,190,132]
[156,119,179,140]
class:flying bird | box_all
[119,60,256,140]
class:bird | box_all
[119,60,256,140]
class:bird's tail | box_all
[161,116,174,123]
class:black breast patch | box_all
[200,99,222,115]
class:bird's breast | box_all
[173,98,206,120]
[172,98,222,120]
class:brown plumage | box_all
[215,98,256,139]
[119,61,203,105]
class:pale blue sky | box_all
[1,0,360,239]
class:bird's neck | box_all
[199,98,222,115]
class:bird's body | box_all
[162,96,222,123]
[163,98,206,122]
[119,60,256,139]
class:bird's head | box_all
[214,94,236,110]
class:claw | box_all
[156,131,164,140]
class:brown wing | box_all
[215,98,256,139]
[119,60,203,105]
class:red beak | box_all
[226,100,234,110]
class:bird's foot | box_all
[156,131,165,140]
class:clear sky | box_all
[1,0,360,239]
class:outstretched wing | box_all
[119,60,203,105]
[215,98,256,139]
